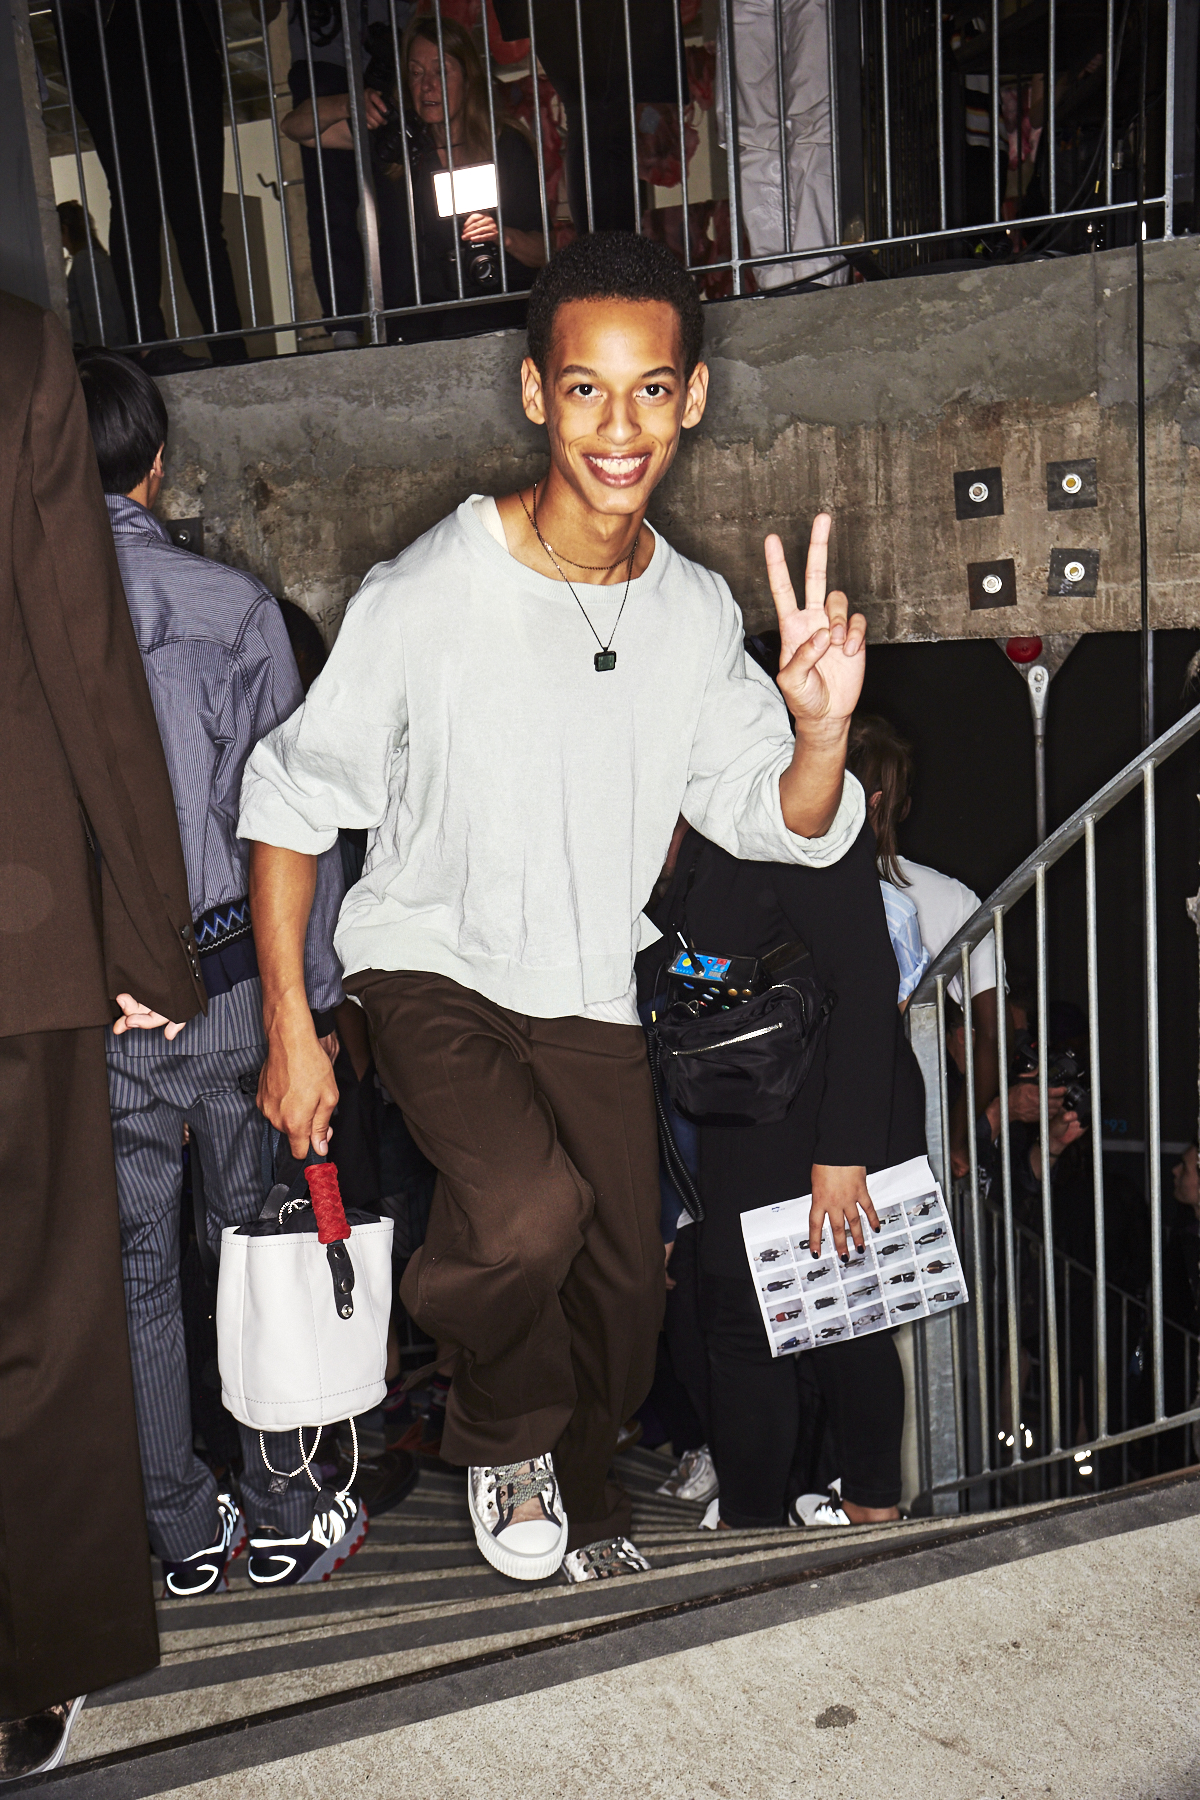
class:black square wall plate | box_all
[967,558,1017,609]
[1047,548,1099,596]
[954,467,1004,519]
[1046,459,1097,510]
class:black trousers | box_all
[702,1267,905,1527]
[59,0,246,361]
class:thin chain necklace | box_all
[519,484,636,672]
[525,481,640,571]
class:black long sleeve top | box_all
[638,822,927,1270]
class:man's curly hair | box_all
[526,231,705,376]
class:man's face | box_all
[521,298,708,517]
[1173,1144,1199,1213]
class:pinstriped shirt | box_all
[105,496,343,1054]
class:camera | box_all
[1014,1029,1091,1126]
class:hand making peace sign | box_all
[766,513,867,729]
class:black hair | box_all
[526,231,705,377]
[277,598,328,694]
[76,348,168,495]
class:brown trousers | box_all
[0,1029,158,1718]
[347,971,665,1549]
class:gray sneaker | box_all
[656,1444,718,1504]
[561,1536,651,1582]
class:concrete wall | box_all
[158,237,1200,644]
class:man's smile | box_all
[581,451,653,487]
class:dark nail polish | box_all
[840,1253,849,1265]
[872,1223,881,1233]
[810,1248,820,1260]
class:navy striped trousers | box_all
[107,1043,317,1558]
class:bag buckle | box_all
[327,1240,355,1319]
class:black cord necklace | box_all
[519,485,638,671]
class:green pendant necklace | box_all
[519,484,638,672]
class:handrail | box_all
[911,696,1200,1001]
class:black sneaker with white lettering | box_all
[246,1489,368,1586]
[160,1491,247,1598]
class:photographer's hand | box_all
[461,210,499,244]
[809,1164,880,1261]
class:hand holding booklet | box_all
[740,1155,968,1357]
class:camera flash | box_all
[433,162,499,218]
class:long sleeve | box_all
[682,576,864,867]
[771,825,898,1170]
[235,598,344,1011]
[8,305,204,1027]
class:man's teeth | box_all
[589,455,647,473]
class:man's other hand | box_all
[257,999,339,1157]
[113,993,186,1040]
[767,514,867,732]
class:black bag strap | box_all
[645,1023,704,1223]
[187,1127,219,1288]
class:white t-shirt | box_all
[239,496,865,1023]
[894,856,997,1005]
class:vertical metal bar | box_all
[430,0,465,301]
[1063,1253,1072,1452]
[621,0,640,234]
[174,0,221,331]
[719,0,743,294]
[477,0,509,295]
[961,947,990,1472]
[1036,864,1063,1453]
[90,0,143,340]
[1105,0,1115,208]
[772,0,793,254]
[994,907,1023,1465]
[257,0,297,327]
[388,0,425,312]
[1085,817,1108,1437]
[826,0,841,241]
[572,0,595,231]
[936,977,952,1189]
[299,0,339,329]
[672,0,693,271]
[214,0,257,328]
[935,0,946,230]
[1035,1243,1047,1488]
[1145,761,1165,1419]
[879,0,893,238]
[52,0,107,342]
[992,1209,1001,1487]
[1048,0,1057,215]
[991,0,1001,223]
[1165,0,1178,237]
[524,0,552,267]
[341,0,387,338]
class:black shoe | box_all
[159,1492,247,1598]
[247,1490,368,1586]
[341,1442,418,1519]
[0,1697,85,1779]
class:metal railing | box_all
[908,697,1200,1513]
[27,0,1193,362]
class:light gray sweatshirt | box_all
[238,498,864,1018]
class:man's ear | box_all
[681,359,709,431]
[152,443,165,477]
[521,356,547,427]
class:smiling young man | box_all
[238,231,870,1584]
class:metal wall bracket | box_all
[954,466,1004,519]
[1047,548,1099,596]
[1046,458,1098,510]
[968,557,1017,609]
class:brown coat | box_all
[0,295,206,1717]
[0,292,205,1036]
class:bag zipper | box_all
[667,1019,786,1056]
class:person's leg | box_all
[350,972,591,1465]
[702,1268,799,1528]
[185,1047,315,1536]
[107,1052,221,1560]
[0,1028,158,1719]
[152,12,247,362]
[525,1013,664,1546]
[810,1332,904,1518]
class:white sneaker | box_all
[561,1536,651,1582]
[467,1455,568,1581]
[790,1478,850,1528]
[656,1444,718,1504]
[700,1495,721,1530]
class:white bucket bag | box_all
[217,1155,393,1488]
